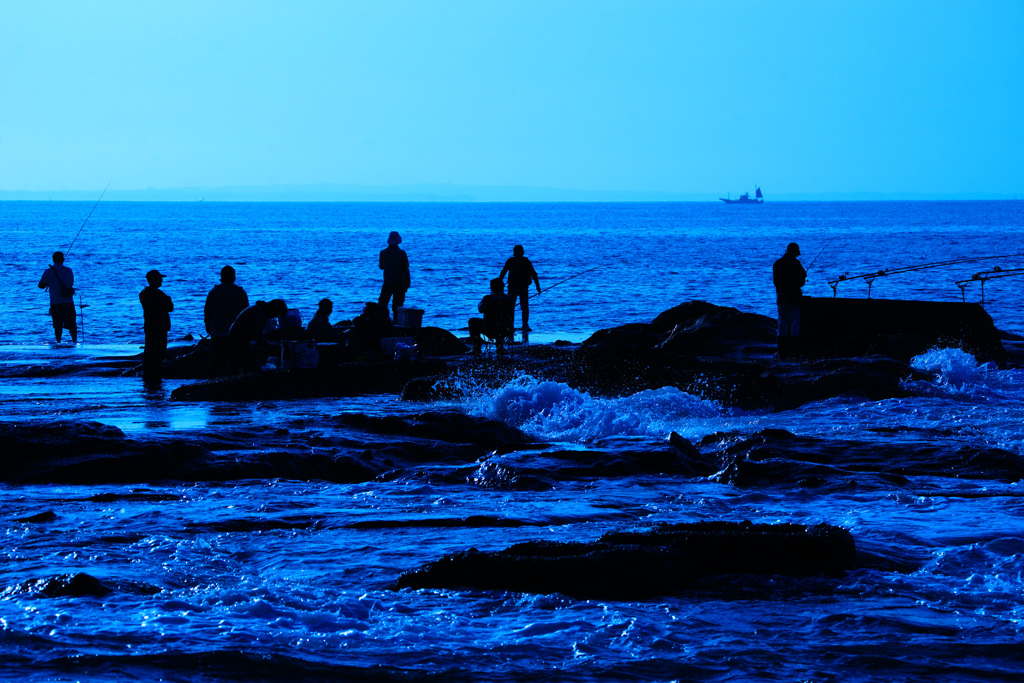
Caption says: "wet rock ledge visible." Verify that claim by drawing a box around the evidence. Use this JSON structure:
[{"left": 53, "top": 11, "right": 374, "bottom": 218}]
[{"left": 392, "top": 521, "right": 856, "bottom": 599}]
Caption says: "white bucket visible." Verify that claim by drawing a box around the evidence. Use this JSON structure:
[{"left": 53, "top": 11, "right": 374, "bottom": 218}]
[{"left": 280, "top": 339, "right": 319, "bottom": 369}]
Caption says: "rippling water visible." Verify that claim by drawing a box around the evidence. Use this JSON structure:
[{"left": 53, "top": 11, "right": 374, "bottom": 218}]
[{"left": 1, "top": 201, "right": 1024, "bottom": 681}]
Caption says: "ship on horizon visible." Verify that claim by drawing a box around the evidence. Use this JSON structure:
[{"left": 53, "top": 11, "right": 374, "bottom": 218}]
[{"left": 720, "top": 186, "right": 763, "bottom": 204}]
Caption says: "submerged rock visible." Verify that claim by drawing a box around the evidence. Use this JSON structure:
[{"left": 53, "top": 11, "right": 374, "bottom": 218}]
[
  {"left": 392, "top": 521, "right": 856, "bottom": 599},
  {"left": 699, "top": 428, "right": 1024, "bottom": 487},
  {"left": 171, "top": 359, "right": 448, "bottom": 401},
  {"left": 4, "top": 573, "right": 162, "bottom": 598}
]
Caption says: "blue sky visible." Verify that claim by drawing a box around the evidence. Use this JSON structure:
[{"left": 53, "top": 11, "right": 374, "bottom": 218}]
[{"left": 2, "top": 0, "right": 1022, "bottom": 198}]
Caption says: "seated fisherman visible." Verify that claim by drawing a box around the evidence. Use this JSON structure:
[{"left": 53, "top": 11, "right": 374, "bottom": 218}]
[
  {"left": 226, "top": 298, "right": 289, "bottom": 373},
  {"left": 306, "top": 298, "right": 335, "bottom": 341},
  {"left": 469, "top": 278, "right": 514, "bottom": 355},
  {"left": 342, "top": 301, "right": 394, "bottom": 353}
]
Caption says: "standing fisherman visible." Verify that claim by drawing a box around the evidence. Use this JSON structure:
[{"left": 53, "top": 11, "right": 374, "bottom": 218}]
[
  {"left": 204, "top": 265, "right": 249, "bottom": 377},
  {"left": 378, "top": 231, "right": 410, "bottom": 322},
  {"left": 139, "top": 270, "right": 173, "bottom": 386},
  {"left": 499, "top": 245, "right": 541, "bottom": 332},
  {"left": 38, "top": 251, "right": 77, "bottom": 344},
  {"left": 773, "top": 242, "right": 806, "bottom": 359}
]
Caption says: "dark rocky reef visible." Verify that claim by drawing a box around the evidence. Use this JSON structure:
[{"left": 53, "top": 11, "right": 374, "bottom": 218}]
[
  {"left": 0, "top": 413, "right": 532, "bottom": 485},
  {"left": 800, "top": 297, "right": 1006, "bottom": 367},
  {"left": 569, "top": 301, "right": 938, "bottom": 410},
  {"left": 160, "top": 299, "right": 1002, "bottom": 410},
  {"left": 392, "top": 521, "right": 856, "bottom": 599}
]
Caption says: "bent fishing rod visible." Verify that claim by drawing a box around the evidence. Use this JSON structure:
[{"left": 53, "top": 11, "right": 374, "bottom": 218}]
[
  {"left": 64, "top": 182, "right": 110, "bottom": 259},
  {"left": 827, "top": 252, "right": 1024, "bottom": 298}
]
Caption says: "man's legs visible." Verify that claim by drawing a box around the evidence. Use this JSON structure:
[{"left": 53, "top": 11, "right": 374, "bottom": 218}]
[
  {"left": 776, "top": 302, "right": 800, "bottom": 359},
  {"left": 143, "top": 331, "right": 167, "bottom": 384},
  {"left": 378, "top": 283, "right": 393, "bottom": 313},
  {"left": 51, "top": 303, "right": 77, "bottom": 343}
]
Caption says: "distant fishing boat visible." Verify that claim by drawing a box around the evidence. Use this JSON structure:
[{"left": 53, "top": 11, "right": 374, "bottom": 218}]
[{"left": 720, "top": 187, "right": 763, "bottom": 204}]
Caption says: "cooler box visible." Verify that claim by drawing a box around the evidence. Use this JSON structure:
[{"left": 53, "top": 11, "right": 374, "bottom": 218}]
[
  {"left": 396, "top": 307, "right": 424, "bottom": 329},
  {"left": 280, "top": 339, "right": 319, "bottom": 369}
]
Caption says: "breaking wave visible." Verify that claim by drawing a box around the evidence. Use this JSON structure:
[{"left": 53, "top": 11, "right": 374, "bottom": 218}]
[
  {"left": 467, "top": 374, "right": 724, "bottom": 442},
  {"left": 910, "top": 347, "right": 992, "bottom": 392}
]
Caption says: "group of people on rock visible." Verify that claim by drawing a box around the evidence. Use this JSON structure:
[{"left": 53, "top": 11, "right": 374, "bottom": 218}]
[
  {"left": 141, "top": 266, "right": 291, "bottom": 385},
  {"left": 41, "top": 233, "right": 810, "bottom": 381},
  {"left": 39, "top": 231, "right": 557, "bottom": 383}
]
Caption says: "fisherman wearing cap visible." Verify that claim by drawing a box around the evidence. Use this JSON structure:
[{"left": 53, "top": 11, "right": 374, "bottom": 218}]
[
  {"left": 378, "top": 231, "right": 410, "bottom": 322},
  {"left": 139, "top": 269, "right": 174, "bottom": 385},
  {"left": 38, "top": 251, "right": 77, "bottom": 343},
  {"left": 773, "top": 242, "right": 806, "bottom": 359}
]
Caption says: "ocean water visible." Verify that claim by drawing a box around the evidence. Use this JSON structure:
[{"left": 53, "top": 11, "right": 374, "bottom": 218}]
[{"left": 1, "top": 200, "right": 1024, "bottom": 682}]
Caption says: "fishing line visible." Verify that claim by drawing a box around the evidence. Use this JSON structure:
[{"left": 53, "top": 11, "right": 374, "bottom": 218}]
[
  {"left": 806, "top": 237, "right": 836, "bottom": 272},
  {"left": 64, "top": 182, "right": 110, "bottom": 259},
  {"left": 527, "top": 265, "right": 605, "bottom": 300}
]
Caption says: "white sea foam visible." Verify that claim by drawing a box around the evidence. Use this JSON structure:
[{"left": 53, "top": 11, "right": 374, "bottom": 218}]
[
  {"left": 910, "top": 347, "right": 991, "bottom": 392},
  {"left": 467, "top": 374, "right": 724, "bottom": 441}
]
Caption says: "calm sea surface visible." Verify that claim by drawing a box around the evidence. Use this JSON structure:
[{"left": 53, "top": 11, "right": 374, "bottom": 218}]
[{"left": 1, "top": 201, "right": 1023, "bottom": 682}]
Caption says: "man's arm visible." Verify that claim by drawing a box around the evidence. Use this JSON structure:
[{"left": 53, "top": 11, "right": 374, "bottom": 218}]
[
  {"left": 38, "top": 270, "right": 49, "bottom": 290},
  {"left": 531, "top": 263, "right": 541, "bottom": 292},
  {"left": 499, "top": 259, "right": 511, "bottom": 281}
]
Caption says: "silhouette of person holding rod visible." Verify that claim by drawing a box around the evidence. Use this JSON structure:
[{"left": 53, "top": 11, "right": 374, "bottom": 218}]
[
  {"left": 499, "top": 245, "right": 541, "bottom": 331},
  {"left": 773, "top": 242, "right": 806, "bottom": 359},
  {"left": 38, "top": 251, "right": 77, "bottom": 344}
]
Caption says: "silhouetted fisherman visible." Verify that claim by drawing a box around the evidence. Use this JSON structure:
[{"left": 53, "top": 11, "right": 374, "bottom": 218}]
[
  {"left": 378, "top": 231, "right": 410, "bottom": 321},
  {"left": 139, "top": 270, "right": 173, "bottom": 385},
  {"left": 306, "top": 298, "right": 335, "bottom": 341},
  {"left": 38, "top": 251, "right": 77, "bottom": 344},
  {"left": 469, "top": 278, "right": 515, "bottom": 356},
  {"left": 773, "top": 242, "right": 806, "bottom": 359},
  {"left": 499, "top": 245, "right": 541, "bottom": 331},
  {"left": 226, "top": 299, "right": 288, "bottom": 373},
  {"left": 204, "top": 265, "right": 249, "bottom": 376}
]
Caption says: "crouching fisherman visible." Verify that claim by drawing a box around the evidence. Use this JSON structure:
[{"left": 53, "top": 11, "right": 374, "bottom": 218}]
[
  {"left": 139, "top": 269, "right": 173, "bottom": 386},
  {"left": 226, "top": 299, "right": 288, "bottom": 373},
  {"left": 469, "top": 278, "right": 514, "bottom": 356}
]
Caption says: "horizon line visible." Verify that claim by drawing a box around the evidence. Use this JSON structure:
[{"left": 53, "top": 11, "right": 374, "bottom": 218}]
[{"left": 0, "top": 184, "right": 1020, "bottom": 203}]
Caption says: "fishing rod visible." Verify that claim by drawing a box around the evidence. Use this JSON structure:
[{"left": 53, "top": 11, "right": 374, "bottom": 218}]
[
  {"left": 805, "top": 237, "right": 836, "bottom": 272},
  {"left": 955, "top": 267, "right": 1024, "bottom": 305},
  {"left": 828, "top": 252, "right": 1024, "bottom": 298},
  {"left": 64, "top": 182, "right": 109, "bottom": 259},
  {"left": 527, "top": 265, "right": 605, "bottom": 300}
]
